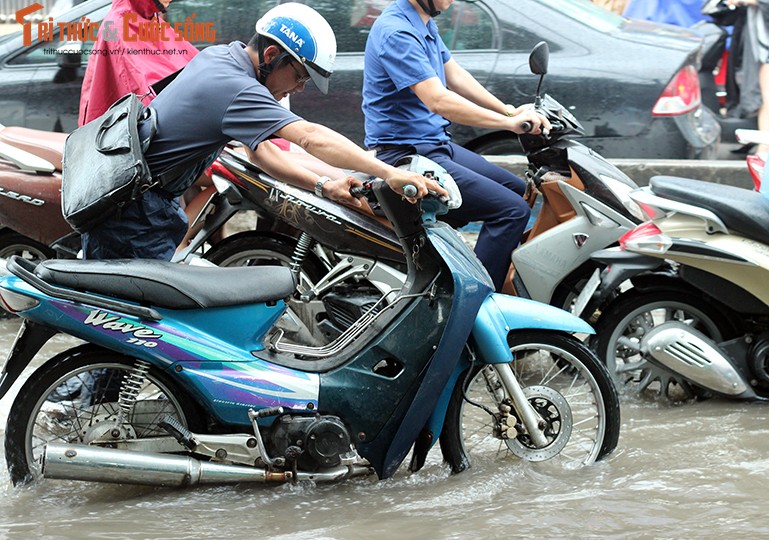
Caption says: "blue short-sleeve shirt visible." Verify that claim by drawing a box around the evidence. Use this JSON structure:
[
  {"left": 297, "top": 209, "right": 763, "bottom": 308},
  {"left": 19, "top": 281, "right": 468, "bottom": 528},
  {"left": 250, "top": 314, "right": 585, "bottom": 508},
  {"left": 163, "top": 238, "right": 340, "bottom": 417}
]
[
  {"left": 363, "top": 0, "right": 452, "bottom": 148},
  {"left": 141, "top": 41, "right": 301, "bottom": 195}
]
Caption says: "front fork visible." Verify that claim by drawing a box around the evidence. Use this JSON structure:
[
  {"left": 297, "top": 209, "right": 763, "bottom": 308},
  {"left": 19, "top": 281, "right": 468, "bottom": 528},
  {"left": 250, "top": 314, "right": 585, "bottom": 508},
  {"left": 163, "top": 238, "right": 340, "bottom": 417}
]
[
  {"left": 492, "top": 363, "right": 549, "bottom": 447},
  {"left": 423, "top": 350, "right": 549, "bottom": 458}
]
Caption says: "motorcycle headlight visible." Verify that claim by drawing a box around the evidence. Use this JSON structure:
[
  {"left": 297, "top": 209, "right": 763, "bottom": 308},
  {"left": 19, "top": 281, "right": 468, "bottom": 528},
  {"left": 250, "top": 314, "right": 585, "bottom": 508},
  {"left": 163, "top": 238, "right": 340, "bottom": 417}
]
[
  {"left": 439, "top": 171, "right": 462, "bottom": 210},
  {"left": 601, "top": 175, "right": 645, "bottom": 221}
]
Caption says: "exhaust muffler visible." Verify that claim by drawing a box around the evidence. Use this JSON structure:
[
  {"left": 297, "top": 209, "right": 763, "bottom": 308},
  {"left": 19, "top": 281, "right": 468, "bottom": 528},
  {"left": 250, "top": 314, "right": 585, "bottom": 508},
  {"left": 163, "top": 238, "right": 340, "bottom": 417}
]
[
  {"left": 644, "top": 321, "right": 756, "bottom": 398},
  {"left": 43, "top": 443, "right": 371, "bottom": 486}
]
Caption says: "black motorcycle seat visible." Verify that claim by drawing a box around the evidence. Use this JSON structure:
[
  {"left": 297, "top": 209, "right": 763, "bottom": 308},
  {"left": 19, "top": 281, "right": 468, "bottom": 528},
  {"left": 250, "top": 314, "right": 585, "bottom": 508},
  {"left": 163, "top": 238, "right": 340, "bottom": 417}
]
[
  {"left": 35, "top": 259, "right": 296, "bottom": 309},
  {"left": 650, "top": 176, "right": 769, "bottom": 246}
]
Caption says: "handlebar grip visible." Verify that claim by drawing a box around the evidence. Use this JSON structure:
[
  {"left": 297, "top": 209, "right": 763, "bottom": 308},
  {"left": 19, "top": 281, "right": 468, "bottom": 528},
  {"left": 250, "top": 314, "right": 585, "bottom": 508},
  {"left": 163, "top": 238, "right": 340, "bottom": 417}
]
[
  {"left": 350, "top": 186, "right": 365, "bottom": 198},
  {"left": 402, "top": 184, "right": 418, "bottom": 198},
  {"left": 520, "top": 121, "right": 533, "bottom": 133}
]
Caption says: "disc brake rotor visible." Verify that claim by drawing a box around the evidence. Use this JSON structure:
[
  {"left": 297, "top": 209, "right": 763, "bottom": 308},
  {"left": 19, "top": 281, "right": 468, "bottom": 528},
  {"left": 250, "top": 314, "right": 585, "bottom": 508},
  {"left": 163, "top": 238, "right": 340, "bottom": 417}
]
[{"left": 505, "top": 385, "right": 573, "bottom": 461}]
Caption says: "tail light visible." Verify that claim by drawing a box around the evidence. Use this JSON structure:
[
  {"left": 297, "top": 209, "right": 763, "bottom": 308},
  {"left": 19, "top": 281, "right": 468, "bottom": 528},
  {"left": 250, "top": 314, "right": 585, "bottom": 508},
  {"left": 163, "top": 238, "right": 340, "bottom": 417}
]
[
  {"left": 0, "top": 287, "right": 39, "bottom": 313},
  {"left": 652, "top": 65, "right": 701, "bottom": 116},
  {"left": 619, "top": 221, "right": 672, "bottom": 254},
  {"left": 206, "top": 160, "right": 239, "bottom": 183},
  {"left": 747, "top": 154, "right": 764, "bottom": 192}
]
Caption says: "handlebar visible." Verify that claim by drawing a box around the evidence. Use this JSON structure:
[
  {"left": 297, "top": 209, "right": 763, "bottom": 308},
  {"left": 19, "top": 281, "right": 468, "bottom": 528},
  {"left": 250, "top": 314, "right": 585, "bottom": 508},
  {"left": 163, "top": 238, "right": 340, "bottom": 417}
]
[
  {"left": 350, "top": 184, "right": 369, "bottom": 198},
  {"left": 350, "top": 182, "right": 449, "bottom": 204}
]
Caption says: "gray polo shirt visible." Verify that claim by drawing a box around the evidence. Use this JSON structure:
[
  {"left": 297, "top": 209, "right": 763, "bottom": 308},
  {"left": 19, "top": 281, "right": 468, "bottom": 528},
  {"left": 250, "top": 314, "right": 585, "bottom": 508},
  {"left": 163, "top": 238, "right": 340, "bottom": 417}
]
[{"left": 141, "top": 41, "right": 301, "bottom": 195}]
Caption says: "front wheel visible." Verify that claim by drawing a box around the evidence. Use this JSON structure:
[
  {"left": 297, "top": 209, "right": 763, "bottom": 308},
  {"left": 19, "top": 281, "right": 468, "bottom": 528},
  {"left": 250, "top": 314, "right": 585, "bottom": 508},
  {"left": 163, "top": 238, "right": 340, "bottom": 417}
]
[
  {"left": 440, "top": 332, "right": 620, "bottom": 472},
  {"left": 4, "top": 345, "right": 199, "bottom": 486},
  {"left": 0, "top": 230, "right": 54, "bottom": 261}
]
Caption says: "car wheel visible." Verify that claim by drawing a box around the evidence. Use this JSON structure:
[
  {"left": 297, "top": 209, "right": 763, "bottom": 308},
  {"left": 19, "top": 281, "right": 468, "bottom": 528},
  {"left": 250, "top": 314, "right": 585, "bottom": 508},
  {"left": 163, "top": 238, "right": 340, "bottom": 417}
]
[{"left": 468, "top": 135, "right": 523, "bottom": 156}]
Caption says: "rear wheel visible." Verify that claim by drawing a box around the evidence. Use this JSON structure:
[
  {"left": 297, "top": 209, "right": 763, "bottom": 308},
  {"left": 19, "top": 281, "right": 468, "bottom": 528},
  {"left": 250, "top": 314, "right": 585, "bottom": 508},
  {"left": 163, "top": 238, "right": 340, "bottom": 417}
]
[
  {"left": 468, "top": 135, "right": 522, "bottom": 156},
  {"left": 0, "top": 231, "right": 55, "bottom": 318},
  {"left": 204, "top": 232, "right": 325, "bottom": 288},
  {"left": 440, "top": 332, "right": 620, "bottom": 472},
  {"left": 594, "top": 290, "right": 735, "bottom": 401},
  {"left": 4, "top": 345, "right": 199, "bottom": 486},
  {"left": 205, "top": 232, "right": 329, "bottom": 344}
]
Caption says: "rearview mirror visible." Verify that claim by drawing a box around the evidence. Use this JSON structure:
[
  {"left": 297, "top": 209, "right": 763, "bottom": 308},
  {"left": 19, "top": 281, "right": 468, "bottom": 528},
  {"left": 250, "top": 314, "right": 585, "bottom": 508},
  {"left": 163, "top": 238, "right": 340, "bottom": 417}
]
[{"left": 529, "top": 41, "right": 549, "bottom": 76}]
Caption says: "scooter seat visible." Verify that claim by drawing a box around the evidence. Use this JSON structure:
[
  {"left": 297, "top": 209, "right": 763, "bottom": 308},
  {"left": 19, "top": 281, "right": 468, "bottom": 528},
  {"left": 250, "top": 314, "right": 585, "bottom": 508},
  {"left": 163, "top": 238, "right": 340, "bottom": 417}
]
[
  {"left": 35, "top": 259, "right": 296, "bottom": 309},
  {"left": 0, "top": 127, "right": 66, "bottom": 171},
  {"left": 650, "top": 176, "right": 769, "bottom": 246}
]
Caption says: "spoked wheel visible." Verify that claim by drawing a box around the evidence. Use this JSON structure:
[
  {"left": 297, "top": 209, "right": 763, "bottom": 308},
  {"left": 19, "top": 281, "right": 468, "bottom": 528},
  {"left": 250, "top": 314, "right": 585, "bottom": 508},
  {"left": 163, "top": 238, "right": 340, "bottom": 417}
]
[
  {"left": 594, "top": 290, "right": 735, "bottom": 402},
  {"left": 440, "top": 332, "right": 620, "bottom": 472},
  {"left": 0, "top": 231, "right": 54, "bottom": 261},
  {"left": 4, "top": 345, "right": 199, "bottom": 486},
  {"left": 204, "top": 232, "right": 325, "bottom": 292}
]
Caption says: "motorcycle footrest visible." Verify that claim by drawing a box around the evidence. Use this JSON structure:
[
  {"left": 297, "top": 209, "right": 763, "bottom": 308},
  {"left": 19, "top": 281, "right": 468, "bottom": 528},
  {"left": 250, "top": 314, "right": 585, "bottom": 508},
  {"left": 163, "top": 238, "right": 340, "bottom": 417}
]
[{"left": 158, "top": 415, "right": 198, "bottom": 451}]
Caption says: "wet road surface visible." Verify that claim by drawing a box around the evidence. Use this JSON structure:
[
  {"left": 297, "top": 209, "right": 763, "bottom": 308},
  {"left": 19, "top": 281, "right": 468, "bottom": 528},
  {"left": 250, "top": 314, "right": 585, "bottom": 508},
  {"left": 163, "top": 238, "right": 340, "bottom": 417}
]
[{"left": 0, "top": 316, "right": 767, "bottom": 539}]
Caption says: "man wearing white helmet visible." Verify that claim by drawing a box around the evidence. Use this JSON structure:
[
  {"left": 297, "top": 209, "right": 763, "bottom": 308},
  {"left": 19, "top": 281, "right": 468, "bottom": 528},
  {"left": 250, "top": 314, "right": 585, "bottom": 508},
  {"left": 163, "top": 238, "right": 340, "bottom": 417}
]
[{"left": 82, "top": 2, "right": 446, "bottom": 261}]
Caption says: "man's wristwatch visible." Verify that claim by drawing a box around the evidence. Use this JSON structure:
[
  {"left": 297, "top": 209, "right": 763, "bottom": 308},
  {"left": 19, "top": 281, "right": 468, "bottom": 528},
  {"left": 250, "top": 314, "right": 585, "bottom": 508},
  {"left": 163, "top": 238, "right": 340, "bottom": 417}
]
[{"left": 314, "top": 176, "right": 331, "bottom": 198}]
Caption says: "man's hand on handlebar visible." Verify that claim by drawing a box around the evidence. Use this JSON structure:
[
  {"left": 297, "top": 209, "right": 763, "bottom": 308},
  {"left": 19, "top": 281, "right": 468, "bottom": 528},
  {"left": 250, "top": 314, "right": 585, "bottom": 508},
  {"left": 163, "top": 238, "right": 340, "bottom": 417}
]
[
  {"left": 508, "top": 109, "right": 551, "bottom": 136},
  {"left": 323, "top": 175, "right": 364, "bottom": 207},
  {"left": 383, "top": 170, "right": 449, "bottom": 204}
]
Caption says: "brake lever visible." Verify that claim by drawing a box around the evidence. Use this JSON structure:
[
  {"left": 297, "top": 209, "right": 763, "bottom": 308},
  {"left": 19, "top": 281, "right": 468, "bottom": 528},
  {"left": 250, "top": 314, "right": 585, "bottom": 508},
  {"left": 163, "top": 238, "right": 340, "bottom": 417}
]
[{"left": 428, "top": 189, "right": 450, "bottom": 205}]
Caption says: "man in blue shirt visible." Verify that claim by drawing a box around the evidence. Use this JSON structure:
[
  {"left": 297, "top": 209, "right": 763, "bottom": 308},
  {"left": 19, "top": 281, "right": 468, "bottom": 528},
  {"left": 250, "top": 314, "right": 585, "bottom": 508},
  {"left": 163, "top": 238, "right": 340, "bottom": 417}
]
[{"left": 363, "top": 0, "right": 550, "bottom": 291}]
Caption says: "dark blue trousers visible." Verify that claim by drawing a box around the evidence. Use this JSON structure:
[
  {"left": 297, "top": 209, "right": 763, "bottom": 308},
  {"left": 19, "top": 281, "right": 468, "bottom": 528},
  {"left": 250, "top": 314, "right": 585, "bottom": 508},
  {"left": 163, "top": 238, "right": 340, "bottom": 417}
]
[
  {"left": 82, "top": 190, "right": 188, "bottom": 261},
  {"left": 376, "top": 142, "right": 530, "bottom": 291}
]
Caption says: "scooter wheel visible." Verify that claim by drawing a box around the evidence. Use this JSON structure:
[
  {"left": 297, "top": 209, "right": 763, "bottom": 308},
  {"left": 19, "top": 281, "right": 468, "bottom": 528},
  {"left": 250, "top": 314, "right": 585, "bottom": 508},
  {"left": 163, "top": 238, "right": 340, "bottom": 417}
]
[
  {"left": 440, "top": 332, "right": 620, "bottom": 472},
  {"left": 4, "top": 344, "right": 201, "bottom": 486}
]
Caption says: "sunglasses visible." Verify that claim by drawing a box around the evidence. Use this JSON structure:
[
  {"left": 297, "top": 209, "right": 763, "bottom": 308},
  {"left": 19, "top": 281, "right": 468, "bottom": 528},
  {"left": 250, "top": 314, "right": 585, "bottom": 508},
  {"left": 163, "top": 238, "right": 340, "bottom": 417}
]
[{"left": 289, "top": 62, "right": 312, "bottom": 85}]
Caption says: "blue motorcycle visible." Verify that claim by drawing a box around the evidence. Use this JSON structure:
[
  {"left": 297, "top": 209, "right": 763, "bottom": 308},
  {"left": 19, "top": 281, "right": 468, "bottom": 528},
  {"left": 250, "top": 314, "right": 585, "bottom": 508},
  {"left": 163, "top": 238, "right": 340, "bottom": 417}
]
[{"left": 0, "top": 157, "right": 619, "bottom": 487}]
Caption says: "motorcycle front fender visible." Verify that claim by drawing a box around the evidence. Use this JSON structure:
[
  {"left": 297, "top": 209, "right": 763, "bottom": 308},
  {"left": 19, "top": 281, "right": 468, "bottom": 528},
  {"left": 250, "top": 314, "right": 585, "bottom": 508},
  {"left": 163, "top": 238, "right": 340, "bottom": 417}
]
[{"left": 471, "top": 293, "right": 594, "bottom": 365}]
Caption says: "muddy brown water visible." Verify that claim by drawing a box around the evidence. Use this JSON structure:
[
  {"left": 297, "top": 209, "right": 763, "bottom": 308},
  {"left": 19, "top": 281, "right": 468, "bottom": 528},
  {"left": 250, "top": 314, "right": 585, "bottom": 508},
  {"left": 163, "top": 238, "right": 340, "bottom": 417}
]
[{"left": 0, "top": 316, "right": 767, "bottom": 539}]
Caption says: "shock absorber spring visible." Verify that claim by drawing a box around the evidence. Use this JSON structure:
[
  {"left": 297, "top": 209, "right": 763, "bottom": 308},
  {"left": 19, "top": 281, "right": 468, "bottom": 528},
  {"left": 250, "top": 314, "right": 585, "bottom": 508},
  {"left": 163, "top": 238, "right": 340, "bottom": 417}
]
[
  {"left": 118, "top": 359, "right": 152, "bottom": 418},
  {"left": 290, "top": 232, "right": 314, "bottom": 282}
]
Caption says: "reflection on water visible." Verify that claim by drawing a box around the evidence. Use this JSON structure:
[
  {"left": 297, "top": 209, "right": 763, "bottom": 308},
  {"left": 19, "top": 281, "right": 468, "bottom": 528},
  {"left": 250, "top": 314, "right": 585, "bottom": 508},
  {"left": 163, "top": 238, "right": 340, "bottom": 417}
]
[{"left": 0, "top": 317, "right": 767, "bottom": 538}]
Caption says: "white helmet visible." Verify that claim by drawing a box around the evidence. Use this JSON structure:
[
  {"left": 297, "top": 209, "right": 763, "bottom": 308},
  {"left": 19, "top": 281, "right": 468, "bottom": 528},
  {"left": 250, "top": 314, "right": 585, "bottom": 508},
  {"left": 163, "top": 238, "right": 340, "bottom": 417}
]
[{"left": 255, "top": 3, "right": 337, "bottom": 94}]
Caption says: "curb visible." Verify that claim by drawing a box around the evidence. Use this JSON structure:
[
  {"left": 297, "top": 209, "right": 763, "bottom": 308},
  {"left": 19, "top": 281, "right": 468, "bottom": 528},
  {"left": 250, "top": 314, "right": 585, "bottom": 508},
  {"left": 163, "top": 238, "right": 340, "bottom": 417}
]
[{"left": 487, "top": 155, "right": 752, "bottom": 190}]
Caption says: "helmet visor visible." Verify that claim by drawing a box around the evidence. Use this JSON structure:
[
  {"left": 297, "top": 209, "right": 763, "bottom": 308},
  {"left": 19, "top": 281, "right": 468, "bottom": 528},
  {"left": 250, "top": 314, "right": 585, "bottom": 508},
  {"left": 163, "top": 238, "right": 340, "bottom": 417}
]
[{"left": 306, "top": 60, "right": 331, "bottom": 94}]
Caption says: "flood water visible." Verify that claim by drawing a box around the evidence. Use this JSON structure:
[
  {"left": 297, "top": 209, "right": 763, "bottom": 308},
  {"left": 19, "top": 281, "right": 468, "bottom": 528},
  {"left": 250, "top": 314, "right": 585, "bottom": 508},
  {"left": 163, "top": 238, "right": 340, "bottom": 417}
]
[{"left": 0, "top": 316, "right": 768, "bottom": 539}]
